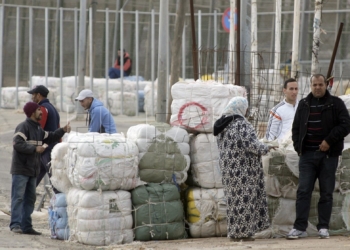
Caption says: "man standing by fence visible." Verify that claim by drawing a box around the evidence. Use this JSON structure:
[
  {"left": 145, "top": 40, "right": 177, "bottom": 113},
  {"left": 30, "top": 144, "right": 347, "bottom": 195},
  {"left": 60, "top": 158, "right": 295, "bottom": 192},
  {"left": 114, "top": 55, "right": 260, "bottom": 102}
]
[
  {"left": 265, "top": 78, "right": 299, "bottom": 142},
  {"left": 287, "top": 74, "right": 350, "bottom": 240}
]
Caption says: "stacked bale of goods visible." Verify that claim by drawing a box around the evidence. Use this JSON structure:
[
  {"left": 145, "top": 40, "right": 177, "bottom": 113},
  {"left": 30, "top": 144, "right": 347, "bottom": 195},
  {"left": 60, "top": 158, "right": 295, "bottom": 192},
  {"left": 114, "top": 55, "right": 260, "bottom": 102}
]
[
  {"left": 131, "top": 183, "right": 185, "bottom": 241},
  {"left": 48, "top": 193, "right": 70, "bottom": 240},
  {"left": 169, "top": 81, "right": 246, "bottom": 238},
  {"left": 101, "top": 91, "right": 136, "bottom": 116},
  {"left": 143, "top": 81, "right": 157, "bottom": 116},
  {"left": 127, "top": 124, "right": 188, "bottom": 241},
  {"left": 30, "top": 75, "right": 151, "bottom": 114},
  {"left": 67, "top": 188, "right": 133, "bottom": 245},
  {"left": 66, "top": 133, "right": 140, "bottom": 191},
  {"left": 50, "top": 142, "right": 72, "bottom": 194},
  {"left": 184, "top": 134, "right": 227, "bottom": 238},
  {"left": 170, "top": 80, "right": 246, "bottom": 133},
  {"left": 186, "top": 187, "right": 226, "bottom": 238},
  {"left": 1, "top": 87, "right": 30, "bottom": 109},
  {"left": 127, "top": 123, "right": 190, "bottom": 185},
  {"left": 257, "top": 141, "right": 350, "bottom": 238},
  {"left": 63, "top": 132, "right": 139, "bottom": 246}
]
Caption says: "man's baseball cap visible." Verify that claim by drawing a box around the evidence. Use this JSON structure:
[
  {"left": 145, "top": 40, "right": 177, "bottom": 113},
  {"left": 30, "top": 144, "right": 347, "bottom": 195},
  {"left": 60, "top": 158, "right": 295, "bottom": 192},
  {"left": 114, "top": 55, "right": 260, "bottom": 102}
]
[
  {"left": 75, "top": 89, "right": 94, "bottom": 101},
  {"left": 27, "top": 85, "right": 49, "bottom": 97}
]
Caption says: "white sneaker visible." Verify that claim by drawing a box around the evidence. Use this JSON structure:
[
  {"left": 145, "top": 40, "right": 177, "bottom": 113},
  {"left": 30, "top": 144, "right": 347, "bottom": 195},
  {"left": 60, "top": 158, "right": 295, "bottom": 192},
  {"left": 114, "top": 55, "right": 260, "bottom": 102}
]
[
  {"left": 286, "top": 228, "right": 308, "bottom": 239},
  {"left": 318, "top": 229, "right": 329, "bottom": 239}
]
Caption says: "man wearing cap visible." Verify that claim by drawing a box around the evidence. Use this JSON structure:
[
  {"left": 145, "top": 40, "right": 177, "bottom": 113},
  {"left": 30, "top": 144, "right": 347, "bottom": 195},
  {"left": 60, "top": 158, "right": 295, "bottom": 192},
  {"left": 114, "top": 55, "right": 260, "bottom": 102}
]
[
  {"left": 108, "top": 49, "right": 132, "bottom": 79},
  {"left": 75, "top": 89, "right": 117, "bottom": 133},
  {"left": 10, "top": 102, "right": 71, "bottom": 235},
  {"left": 27, "top": 85, "right": 60, "bottom": 192}
]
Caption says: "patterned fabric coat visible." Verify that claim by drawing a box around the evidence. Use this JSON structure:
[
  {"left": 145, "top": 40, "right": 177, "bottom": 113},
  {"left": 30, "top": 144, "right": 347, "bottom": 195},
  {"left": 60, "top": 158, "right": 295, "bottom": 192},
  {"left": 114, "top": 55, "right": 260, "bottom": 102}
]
[{"left": 216, "top": 117, "right": 270, "bottom": 239}]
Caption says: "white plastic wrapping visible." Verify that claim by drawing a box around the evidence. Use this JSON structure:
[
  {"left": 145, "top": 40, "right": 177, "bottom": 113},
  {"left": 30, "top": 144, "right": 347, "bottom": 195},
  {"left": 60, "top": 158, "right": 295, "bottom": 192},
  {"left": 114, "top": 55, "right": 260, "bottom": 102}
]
[
  {"left": 50, "top": 142, "right": 73, "bottom": 194},
  {"left": 127, "top": 123, "right": 190, "bottom": 184},
  {"left": 66, "top": 133, "right": 140, "bottom": 191},
  {"left": 170, "top": 80, "right": 246, "bottom": 133},
  {"left": 1, "top": 87, "right": 30, "bottom": 109},
  {"left": 186, "top": 187, "right": 227, "bottom": 238},
  {"left": 189, "top": 134, "right": 222, "bottom": 188},
  {"left": 67, "top": 188, "right": 133, "bottom": 245}
]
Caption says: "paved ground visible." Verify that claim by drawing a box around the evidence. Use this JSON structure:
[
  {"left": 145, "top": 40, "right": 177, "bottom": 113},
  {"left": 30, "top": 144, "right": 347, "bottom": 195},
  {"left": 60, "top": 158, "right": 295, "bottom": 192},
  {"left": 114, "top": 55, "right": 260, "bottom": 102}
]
[{"left": 1, "top": 108, "right": 350, "bottom": 249}]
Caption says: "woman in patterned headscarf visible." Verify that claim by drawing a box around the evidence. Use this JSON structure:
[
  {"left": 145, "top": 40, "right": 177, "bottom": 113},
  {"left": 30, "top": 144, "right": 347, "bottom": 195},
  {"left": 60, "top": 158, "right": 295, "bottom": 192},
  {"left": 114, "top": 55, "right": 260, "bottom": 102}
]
[{"left": 214, "top": 96, "right": 272, "bottom": 242}]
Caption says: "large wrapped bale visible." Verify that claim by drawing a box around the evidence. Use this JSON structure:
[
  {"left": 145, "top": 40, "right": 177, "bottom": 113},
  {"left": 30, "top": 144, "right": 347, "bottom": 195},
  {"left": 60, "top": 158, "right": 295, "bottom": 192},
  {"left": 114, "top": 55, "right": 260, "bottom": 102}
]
[
  {"left": 102, "top": 91, "right": 136, "bottom": 116},
  {"left": 309, "top": 192, "right": 347, "bottom": 232},
  {"left": 1, "top": 87, "right": 30, "bottom": 109},
  {"left": 339, "top": 96, "right": 350, "bottom": 142},
  {"left": 131, "top": 183, "right": 185, "bottom": 241},
  {"left": 67, "top": 188, "right": 133, "bottom": 245},
  {"left": 50, "top": 142, "right": 73, "bottom": 194},
  {"left": 255, "top": 198, "right": 318, "bottom": 238},
  {"left": 143, "top": 81, "right": 157, "bottom": 116},
  {"left": 186, "top": 187, "right": 227, "bottom": 238},
  {"left": 87, "top": 78, "right": 136, "bottom": 100},
  {"left": 48, "top": 193, "right": 70, "bottom": 240},
  {"left": 67, "top": 133, "right": 140, "bottom": 191},
  {"left": 55, "top": 95, "right": 75, "bottom": 113},
  {"left": 263, "top": 150, "right": 299, "bottom": 199},
  {"left": 18, "top": 91, "right": 33, "bottom": 109},
  {"left": 127, "top": 123, "right": 190, "bottom": 184},
  {"left": 338, "top": 144, "right": 350, "bottom": 193},
  {"left": 170, "top": 80, "right": 246, "bottom": 133},
  {"left": 258, "top": 193, "right": 350, "bottom": 238},
  {"left": 189, "top": 134, "right": 222, "bottom": 188}
]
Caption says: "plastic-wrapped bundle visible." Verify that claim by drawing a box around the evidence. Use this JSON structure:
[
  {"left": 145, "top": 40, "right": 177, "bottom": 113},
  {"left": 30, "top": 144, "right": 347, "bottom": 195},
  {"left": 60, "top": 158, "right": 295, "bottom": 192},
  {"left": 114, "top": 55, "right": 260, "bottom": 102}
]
[
  {"left": 189, "top": 134, "right": 222, "bottom": 188},
  {"left": 131, "top": 183, "right": 185, "bottom": 241},
  {"left": 67, "top": 133, "right": 140, "bottom": 191},
  {"left": 50, "top": 142, "right": 72, "bottom": 193},
  {"left": 48, "top": 193, "right": 70, "bottom": 240},
  {"left": 67, "top": 188, "right": 133, "bottom": 246},
  {"left": 101, "top": 91, "right": 136, "bottom": 116},
  {"left": 1, "top": 87, "right": 30, "bottom": 109},
  {"left": 186, "top": 187, "right": 227, "bottom": 238},
  {"left": 127, "top": 123, "right": 190, "bottom": 184},
  {"left": 143, "top": 81, "right": 157, "bottom": 116},
  {"left": 170, "top": 80, "right": 246, "bottom": 133}
]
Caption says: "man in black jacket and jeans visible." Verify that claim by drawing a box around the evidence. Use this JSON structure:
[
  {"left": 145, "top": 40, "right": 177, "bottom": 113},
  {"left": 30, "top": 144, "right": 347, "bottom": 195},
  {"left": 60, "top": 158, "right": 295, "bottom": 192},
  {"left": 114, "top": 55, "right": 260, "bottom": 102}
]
[
  {"left": 9, "top": 102, "right": 70, "bottom": 235},
  {"left": 287, "top": 74, "right": 350, "bottom": 240}
]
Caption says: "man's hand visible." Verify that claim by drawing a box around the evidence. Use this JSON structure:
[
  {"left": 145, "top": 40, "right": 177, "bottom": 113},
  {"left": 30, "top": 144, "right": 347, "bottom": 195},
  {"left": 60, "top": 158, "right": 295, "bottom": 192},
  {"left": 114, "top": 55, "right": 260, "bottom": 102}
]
[
  {"left": 63, "top": 122, "right": 71, "bottom": 133},
  {"left": 36, "top": 146, "right": 46, "bottom": 154},
  {"left": 319, "top": 140, "right": 330, "bottom": 151},
  {"left": 268, "top": 146, "right": 278, "bottom": 151}
]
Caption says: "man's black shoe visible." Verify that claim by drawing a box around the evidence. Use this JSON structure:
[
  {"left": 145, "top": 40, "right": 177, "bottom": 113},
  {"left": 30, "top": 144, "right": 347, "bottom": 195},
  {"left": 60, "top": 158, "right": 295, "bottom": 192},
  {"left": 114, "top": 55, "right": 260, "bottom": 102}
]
[
  {"left": 23, "top": 228, "right": 42, "bottom": 235},
  {"left": 11, "top": 226, "right": 22, "bottom": 234}
]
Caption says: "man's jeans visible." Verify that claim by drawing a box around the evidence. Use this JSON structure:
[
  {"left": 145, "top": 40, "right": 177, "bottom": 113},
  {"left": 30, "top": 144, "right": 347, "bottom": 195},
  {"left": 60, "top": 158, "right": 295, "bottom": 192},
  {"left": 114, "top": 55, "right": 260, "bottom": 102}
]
[
  {"left": 294, "top": 151, "right": 338, "bottom": 231},
  {"left": 10, "top": 174, "right": 36, "bottom": 231},
  {"left": 108, "top": 68, "right": 129, "bottom": 79}
]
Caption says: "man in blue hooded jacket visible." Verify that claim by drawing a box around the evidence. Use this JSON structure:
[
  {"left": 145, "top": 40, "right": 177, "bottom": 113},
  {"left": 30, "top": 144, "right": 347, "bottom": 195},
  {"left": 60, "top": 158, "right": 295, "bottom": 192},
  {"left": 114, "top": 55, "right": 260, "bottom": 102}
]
[{"left": 75, "top": 89, "right": 117, "bottom": 133}]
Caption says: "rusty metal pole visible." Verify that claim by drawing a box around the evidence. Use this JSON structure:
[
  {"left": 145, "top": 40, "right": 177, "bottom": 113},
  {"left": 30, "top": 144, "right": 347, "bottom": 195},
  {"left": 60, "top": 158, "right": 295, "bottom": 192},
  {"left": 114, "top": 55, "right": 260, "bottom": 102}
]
[
  {"left": 327, "top": 22, "right": 343, "bottom": 90},
  {"left": 235, "top": 0, "right": 240, "bottom": 85},
  {"left": 189, "top": 0, "right": 199, "bottom": 80}
]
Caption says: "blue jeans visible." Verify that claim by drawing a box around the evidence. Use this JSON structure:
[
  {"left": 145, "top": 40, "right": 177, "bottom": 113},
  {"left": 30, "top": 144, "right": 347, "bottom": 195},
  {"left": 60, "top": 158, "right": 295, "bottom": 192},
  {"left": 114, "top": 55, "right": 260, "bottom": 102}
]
[
  {"left": 10, "top": 174, "right": 37, "bottom": 231},
  {"left": 108, "top": 67, "right": 129, "bottom": 79},
  {"left": 294, "top": 151, "right": 338, "bottom": 231}
]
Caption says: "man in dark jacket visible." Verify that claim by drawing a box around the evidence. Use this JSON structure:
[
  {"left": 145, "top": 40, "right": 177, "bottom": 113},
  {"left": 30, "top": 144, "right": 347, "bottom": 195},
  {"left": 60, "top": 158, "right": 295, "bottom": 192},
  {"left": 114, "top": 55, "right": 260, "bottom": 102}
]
[
  {"left": 10, "top": 102, "right": 70, "bottom": 235},
  {"left": 287, "top": 74, "right": 350, "bottom": 240},
  {"left": 27, "top": 85, "right": 60, "bottom": 193},
  {"left": 108, "top": 49, "right": 132, "bottom": 79}
]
